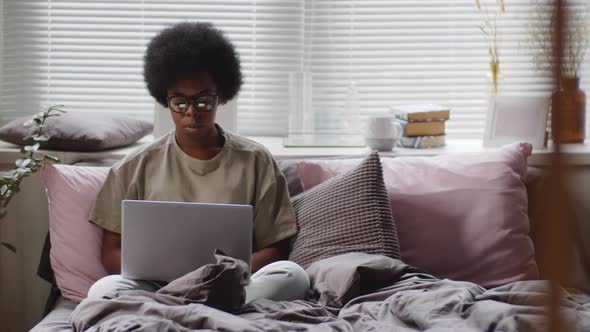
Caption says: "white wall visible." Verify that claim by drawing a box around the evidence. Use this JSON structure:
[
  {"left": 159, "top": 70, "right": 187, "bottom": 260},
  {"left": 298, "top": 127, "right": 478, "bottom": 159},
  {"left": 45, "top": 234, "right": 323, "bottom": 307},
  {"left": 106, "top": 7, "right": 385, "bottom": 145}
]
[{"left": 0, "top": 169, "right": 49, "bottom": 332}]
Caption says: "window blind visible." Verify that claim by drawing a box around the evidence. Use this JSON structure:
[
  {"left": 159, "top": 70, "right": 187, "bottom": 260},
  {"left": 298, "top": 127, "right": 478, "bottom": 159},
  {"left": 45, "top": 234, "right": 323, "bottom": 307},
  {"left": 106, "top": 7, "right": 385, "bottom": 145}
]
[
  {"left": 0, "top": 0, "right": 303, "bottom": 136},
  {"left": 1, "top": 0, "right": 588, "bottom": 138},
  {"left": 301, "top": 0, "right": 589, "bottom": 138}
]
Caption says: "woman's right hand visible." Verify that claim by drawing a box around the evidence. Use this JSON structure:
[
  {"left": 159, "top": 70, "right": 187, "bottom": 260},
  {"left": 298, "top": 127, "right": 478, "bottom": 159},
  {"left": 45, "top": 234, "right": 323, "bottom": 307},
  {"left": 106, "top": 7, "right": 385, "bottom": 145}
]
[{"left": 101, "top": 229, "right": 122, "bottom": 274}]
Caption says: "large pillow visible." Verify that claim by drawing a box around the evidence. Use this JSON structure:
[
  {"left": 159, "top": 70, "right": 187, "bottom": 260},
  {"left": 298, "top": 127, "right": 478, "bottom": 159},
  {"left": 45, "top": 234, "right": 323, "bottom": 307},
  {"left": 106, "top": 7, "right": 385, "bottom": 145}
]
[
  {"left": 297, "top": 143, "right": 539, "bottom": 288},
  {"left": 0, "top": 112, "right": 152, "bottom": 151},
  {"left": 289, "top": 152, "right": 401, "bottom": 269},
  {"left": 42, "top": 163, "right": 109, "bottom": 302}
]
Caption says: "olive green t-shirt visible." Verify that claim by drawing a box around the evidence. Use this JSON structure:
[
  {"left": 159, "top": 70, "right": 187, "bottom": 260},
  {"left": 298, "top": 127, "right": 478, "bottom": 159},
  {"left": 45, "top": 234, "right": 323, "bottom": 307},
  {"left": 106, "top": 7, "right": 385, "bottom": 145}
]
[{"left": 89, "top": 128, "right": 297, "bottom": 250}]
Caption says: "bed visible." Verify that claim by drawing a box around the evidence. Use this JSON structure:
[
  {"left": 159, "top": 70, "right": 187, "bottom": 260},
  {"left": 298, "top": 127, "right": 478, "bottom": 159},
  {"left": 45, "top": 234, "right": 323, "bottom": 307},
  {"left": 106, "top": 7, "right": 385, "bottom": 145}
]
[
  {"left": 31, "top": 249, "right": 590, "bottom": 331},
  {"left": 31, "top": 143, "right": 590, "bottom": 331}
]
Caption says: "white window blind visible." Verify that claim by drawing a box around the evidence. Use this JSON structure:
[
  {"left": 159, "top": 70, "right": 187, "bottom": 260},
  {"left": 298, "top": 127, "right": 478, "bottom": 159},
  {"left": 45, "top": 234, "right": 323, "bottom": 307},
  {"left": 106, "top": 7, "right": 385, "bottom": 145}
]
[
  {"left": 301, "top": 0, "right": 589, "bottom": 138},
  {"left": 0, "top": 0, "right": 303, "bottom": 136},
  {"left": 1, "top": 0, "right": 589, "bottom": 138}
]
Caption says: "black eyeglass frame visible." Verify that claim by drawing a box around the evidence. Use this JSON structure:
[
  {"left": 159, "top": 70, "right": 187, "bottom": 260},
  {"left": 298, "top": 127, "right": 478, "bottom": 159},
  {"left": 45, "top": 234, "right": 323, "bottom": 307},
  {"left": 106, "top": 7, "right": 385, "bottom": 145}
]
[{"left": 166, "top": 93, "right": 220, "bottom": 113}]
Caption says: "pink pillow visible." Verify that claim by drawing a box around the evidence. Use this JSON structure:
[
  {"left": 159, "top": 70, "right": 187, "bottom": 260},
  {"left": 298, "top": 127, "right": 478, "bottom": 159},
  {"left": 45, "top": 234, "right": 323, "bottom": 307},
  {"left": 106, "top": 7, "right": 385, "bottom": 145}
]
[
  {"left": 42, "top": 163, "right": 109, "bottom": 302},
  {"left": 297, "top": 143, "right": 539, "bottom": 287}
]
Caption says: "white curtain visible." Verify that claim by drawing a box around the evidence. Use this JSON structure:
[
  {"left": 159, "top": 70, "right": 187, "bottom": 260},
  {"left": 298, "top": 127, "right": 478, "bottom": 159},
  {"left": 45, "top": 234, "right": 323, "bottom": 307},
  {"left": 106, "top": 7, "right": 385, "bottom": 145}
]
[{"left": 1, "top": 0, "right": 588, "bottom": 138}]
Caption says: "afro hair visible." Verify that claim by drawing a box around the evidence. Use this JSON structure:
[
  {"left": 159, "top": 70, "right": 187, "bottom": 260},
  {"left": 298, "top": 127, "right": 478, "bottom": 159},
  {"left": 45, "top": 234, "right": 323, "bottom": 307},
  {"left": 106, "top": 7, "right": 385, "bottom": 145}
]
[{"left": 144, "top": 22, "right": 243, "bottom": 106}]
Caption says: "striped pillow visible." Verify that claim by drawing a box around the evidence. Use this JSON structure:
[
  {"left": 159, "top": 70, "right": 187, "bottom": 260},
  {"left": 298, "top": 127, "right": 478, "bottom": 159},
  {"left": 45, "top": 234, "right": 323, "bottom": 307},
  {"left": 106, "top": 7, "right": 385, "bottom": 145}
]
[{"left": 289, "top": 152, "right": 400, "bottom": 269}]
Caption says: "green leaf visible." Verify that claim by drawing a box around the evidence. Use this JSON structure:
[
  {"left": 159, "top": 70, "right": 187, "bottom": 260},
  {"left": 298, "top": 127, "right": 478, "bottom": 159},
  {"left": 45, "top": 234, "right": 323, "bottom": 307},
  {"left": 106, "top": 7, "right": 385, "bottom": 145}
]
[
  {"left": 16, "top": 168, "right": 31, "bottom": 176},
  {"left": 0, "top": 171, "right": 15, "bottom": 182},
  {"left": 30, "top": 162, "right": 41, "bottom": 172},
  {"left": 15, "top": 158, "right": 31, "bottom": 168},
  {"left": 32, "top": 135, "right": 50, "bottom": 142},
  {"left": 24, "top": 143, "right": 40, "bottom": 152},
  {"left": 47, "top": 105, "right": 66, "bottom": 114},
  {"left": 44, "top": 154, "right": 60, "bottom": 163},
  {"left": 1, "top": 242, "right": 16, "bottom": 253}
]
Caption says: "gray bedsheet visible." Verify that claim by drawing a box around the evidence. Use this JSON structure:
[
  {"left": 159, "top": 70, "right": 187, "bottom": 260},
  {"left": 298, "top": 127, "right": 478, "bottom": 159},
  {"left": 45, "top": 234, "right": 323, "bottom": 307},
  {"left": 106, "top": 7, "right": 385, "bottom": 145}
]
[
  {"left": 38, "top": 253, "right": 590, "bottom": 332},
  {"left": 30, "top": 297, "right": 76, "bottom": 332}
]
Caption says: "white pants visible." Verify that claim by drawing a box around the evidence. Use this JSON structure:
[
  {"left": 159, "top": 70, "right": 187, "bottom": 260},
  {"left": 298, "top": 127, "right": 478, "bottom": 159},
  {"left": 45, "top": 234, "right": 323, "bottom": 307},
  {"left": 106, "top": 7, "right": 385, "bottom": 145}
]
[{"left": 87, "top": 260, "right": 310, "bottom": 305}]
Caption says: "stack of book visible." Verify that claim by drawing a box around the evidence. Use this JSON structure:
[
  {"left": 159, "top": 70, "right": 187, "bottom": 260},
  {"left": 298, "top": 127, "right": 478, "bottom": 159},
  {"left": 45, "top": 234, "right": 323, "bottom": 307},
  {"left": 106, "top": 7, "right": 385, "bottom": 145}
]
[{"left": 390, "top": 104, "right": 450, "bottom": 149}]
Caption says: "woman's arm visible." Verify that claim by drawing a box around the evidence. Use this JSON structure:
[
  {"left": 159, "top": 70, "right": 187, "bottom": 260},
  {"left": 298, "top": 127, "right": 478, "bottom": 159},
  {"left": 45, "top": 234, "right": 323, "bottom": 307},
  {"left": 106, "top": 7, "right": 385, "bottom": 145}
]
[
  {"left": 103, "top": 228, "right": 289, "bottom": 274},
  {"left": 102, "top": 229, "right": 122, "bottom": 274},
  {"left": 251, "top": 239, "right": 290, "bottom": 272}
]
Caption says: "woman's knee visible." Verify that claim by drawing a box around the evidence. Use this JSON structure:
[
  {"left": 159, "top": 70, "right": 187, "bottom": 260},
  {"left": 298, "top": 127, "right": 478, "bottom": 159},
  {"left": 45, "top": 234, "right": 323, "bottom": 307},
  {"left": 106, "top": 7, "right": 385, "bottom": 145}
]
[
  {"left": 267, "top": 260, "right": 310, "bottom": 294},
  {"left": 247, "top": 260, "right": 310, "bottom": 302},
  {"left": 282, "top": 261, "right": 309, "bottom": 286},
  {"left": 87, "top": 275, "right": 127, "bottom": 299},
  {"left": 87, "top": 275, "right": 162, "bottom": 300},
  {"left": 289, "top": 263, "right": 310, "bottom": 298}
]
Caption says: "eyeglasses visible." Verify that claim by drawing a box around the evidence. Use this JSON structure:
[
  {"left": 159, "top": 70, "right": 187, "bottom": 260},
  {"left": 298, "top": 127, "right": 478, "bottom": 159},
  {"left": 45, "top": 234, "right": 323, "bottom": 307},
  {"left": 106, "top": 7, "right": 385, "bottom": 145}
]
[{"left": 166, "top": 93, "right": 219, "bottom": 113}]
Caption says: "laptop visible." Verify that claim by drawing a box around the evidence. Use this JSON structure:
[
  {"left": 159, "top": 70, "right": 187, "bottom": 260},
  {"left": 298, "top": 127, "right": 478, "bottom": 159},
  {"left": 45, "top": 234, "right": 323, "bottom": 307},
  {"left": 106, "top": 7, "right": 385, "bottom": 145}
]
[{"left": 121, "top": 200, "right": 253, "bottom": 282}]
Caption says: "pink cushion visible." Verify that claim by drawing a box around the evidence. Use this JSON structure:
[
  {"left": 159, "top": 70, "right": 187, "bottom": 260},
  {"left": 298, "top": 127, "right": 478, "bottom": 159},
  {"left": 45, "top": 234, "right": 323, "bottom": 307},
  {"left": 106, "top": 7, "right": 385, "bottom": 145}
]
[
  {"left": 42, "top": 163, "right": 109, "bottom": 302},
  {"left": 297, "top": 142, "right": 539, "bottom": 287}
]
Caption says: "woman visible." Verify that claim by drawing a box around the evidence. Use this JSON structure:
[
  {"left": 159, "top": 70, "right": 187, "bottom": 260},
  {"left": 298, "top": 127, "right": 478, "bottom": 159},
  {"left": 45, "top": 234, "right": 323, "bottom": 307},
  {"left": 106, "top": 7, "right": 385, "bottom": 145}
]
[{"left": 87, "top": 22, "right": 309, "bottom": 304}]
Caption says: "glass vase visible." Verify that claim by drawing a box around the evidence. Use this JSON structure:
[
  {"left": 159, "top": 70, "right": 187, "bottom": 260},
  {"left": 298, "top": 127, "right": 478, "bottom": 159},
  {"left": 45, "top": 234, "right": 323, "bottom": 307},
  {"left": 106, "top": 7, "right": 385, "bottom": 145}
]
[
  {"left": 487, "top": 61, "right": 501, "bottom": 96},
  {"left": 485, "top": 61, "right": 503, "bottom": 102},
  {"left": 551, "top": 77, "right": 586, "bottom": 143}
]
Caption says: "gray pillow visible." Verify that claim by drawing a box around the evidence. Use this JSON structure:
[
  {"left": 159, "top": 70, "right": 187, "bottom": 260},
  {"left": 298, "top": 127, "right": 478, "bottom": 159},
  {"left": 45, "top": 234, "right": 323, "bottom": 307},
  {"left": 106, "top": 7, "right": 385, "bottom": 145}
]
[
  {"left": 0, "top": 112, "right": 152, "bottom": 151},
  {"left": 306, "top": 252, "right": 421, "bottom": 307},
  {"left": 277, "top": 159, "right": 304, "bottom": 197},
  {"left": 289, "top": 151, "right": 401, "bottom": 269}
]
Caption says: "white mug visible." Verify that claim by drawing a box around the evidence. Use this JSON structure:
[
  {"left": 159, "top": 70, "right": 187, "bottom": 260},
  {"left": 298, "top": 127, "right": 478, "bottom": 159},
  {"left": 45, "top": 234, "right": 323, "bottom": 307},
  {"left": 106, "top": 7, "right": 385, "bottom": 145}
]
[{"left": 364, "top": 116, "right": 403, "bottom": 151}]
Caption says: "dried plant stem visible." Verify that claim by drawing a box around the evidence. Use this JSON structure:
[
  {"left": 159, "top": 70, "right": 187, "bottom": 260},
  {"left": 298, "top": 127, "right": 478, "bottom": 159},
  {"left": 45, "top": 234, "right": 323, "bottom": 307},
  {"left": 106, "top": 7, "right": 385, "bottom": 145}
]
[
  {"left": 525, "top": 0, "right": 589, "bottom": 79},
  {"left": 476, "top": 0, "right": 505, "bottom": 95},
  {"left": 490, "top": 61, "right": 501, "bottom": 95}
]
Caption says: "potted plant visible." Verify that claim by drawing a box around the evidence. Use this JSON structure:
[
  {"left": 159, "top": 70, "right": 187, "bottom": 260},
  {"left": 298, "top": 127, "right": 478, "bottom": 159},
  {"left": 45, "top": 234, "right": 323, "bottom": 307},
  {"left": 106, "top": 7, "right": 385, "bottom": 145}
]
[
  {"left": 524, "top": 0, "right": 589, "bottom": 143},
  {"left": 0, "top": 105, "right": 65, "bottom": 252}
]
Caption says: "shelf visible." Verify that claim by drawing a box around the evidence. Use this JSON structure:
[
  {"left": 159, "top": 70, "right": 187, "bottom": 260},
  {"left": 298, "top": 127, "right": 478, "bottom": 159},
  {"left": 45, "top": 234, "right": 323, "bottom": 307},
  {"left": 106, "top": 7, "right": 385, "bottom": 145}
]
[{"left": 0, "top": 136, "right": 588, "bottom": 167}]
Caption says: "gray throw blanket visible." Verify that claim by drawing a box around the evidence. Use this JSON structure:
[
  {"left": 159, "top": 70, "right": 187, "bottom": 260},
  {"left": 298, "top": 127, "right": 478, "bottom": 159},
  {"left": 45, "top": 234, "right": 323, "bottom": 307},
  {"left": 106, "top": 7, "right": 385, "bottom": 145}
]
[
  {"left": 71, "top": 252, "right": 590, "bottom": 332},
  {"left": 71, "top": 250, "right": 250, "bottom": 331}
]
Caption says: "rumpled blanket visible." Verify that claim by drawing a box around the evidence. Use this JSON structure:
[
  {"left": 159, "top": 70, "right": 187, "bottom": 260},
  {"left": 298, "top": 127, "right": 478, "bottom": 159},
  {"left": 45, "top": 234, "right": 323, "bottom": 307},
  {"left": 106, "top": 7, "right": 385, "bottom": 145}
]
[{"left": 71, "top": 252, "right": 590, "bottom": 332}]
